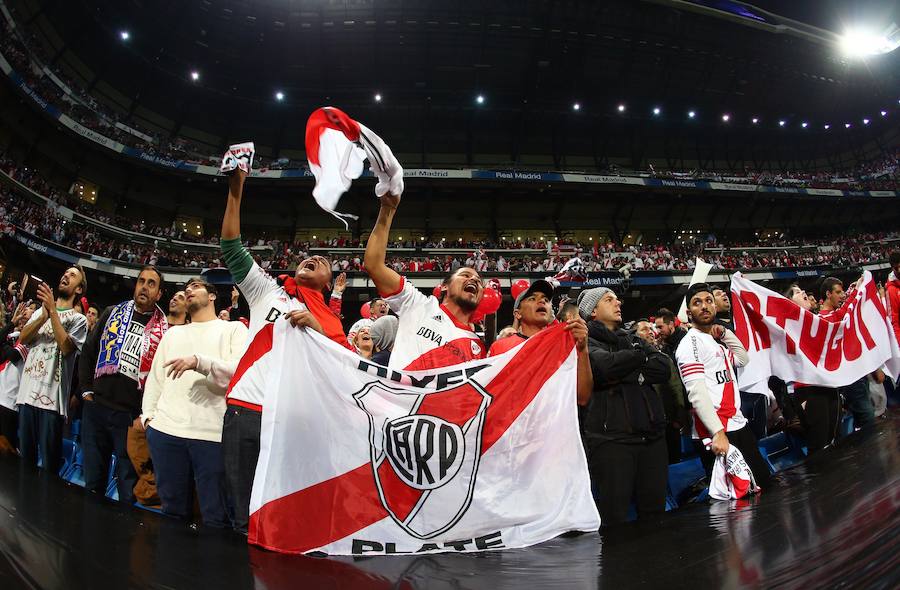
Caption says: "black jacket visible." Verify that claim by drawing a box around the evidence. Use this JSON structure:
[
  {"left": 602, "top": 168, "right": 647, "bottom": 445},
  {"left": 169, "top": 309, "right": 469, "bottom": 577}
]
[{"left": 585, "top": 321, "right": 670, "bottom": 442}]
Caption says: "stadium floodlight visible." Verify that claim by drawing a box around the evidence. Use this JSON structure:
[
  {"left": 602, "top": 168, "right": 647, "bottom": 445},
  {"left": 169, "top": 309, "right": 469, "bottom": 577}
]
[
  {"left": 687, "top": 110, "right": 696, "bottom": 119},
  {"left": 862, "top": 118, "right": 870, "bottom": 125},
  {"left": 778, "top": 120, "right": 786, "bottom": 127},
  {"left": 617, "top": 103, "right": 626, "bottom": 113},
  {"left": 573, "top": 102, "right": 581, "bottom": 111},
  {"left": 839, "top": 29, "right": 900, "bottom": 58},
  {"left": 374, "top": 93, "right": 382, "bottom": 102},
  {"left": 476, "top": 94, "right": 485, "bottom": 105},
  {"left": 824, "top": 124, "right": 831, "bottom": 130},
  {"left": 881, "top": 110, "right": 888, "bottom": 116},
  {"left": 275, "top": 91, "right": 285, "bottom": 101},
  {"left": 721, "top": 114, "right": 730, "bottom": 122},
  {"left": 652, "top": 107, "right": 661, "bottom": 116},
  {"left": 801, "top": 122, "right": 808, "bottom": 128},
  {"left": 845, "top": 123, "right": 852, "bottom": 128},
  {"left": 120, "top": 31, "right": 130, "bottom": 41},
  {"left": 751, "top": 117, "right": 759, "bottom": 124},
  {"left": 190, "top": 71, "right": 199, "bottom": 81}
]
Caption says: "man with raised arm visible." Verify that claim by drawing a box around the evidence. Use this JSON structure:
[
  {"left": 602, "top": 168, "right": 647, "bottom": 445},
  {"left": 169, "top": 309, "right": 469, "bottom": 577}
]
[
  {"left": 364, "top": 193, "right": 488, "bottom": 370},
  {"left": 219, "top": 166, "right": 351, "bottom": 533}
]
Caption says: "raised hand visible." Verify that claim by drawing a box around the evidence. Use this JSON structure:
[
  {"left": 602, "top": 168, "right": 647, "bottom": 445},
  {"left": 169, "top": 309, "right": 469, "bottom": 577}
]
[
  {"left": 36, "top": 282, "right": 55, "bottom": 314},
  {"left": 333, "top": 272, "right": 347, "bottom": 294}
]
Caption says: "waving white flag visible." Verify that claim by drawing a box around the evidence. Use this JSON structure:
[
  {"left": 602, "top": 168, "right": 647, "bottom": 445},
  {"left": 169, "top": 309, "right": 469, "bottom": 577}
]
[{"left": 249, "top": 322, "right": 599, "bottom": 555}]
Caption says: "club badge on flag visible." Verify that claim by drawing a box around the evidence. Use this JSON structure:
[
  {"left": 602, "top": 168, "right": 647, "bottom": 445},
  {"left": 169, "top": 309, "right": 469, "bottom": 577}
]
[
  {"left": 248, "top": 322, "right": 599, "bottom": 555},
  {"left": 220, "top": 142, "right": 255, "bottom": 175},
  {"left": 305, "top": 106, "right": 404, "bottom": 229}
]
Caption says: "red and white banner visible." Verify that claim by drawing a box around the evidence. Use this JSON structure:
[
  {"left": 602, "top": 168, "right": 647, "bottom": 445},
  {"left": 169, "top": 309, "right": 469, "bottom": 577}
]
[
  {"left": 249, "top": 322, "right": 599, "bottom": 555},
  {"left": 731, "top": 271, "right": 900, "bottom": 392}
]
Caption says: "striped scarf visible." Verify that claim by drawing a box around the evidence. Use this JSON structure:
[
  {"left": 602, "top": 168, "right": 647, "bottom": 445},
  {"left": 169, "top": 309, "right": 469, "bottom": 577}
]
[{"left": 95, "top": 300, "right": 168, "bottom": 389}]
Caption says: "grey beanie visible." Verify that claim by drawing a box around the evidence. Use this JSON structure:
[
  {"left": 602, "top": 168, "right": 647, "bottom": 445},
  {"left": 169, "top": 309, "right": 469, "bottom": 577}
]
[
  {"left": 576, "top": 287, "right": 612, "bottom": 321},
  {"left": 370, "top": 315, "right": 399, "bottom": 352}
]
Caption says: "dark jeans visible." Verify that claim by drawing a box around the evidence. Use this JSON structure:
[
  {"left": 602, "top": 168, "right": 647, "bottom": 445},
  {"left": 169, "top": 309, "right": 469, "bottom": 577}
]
[
  {"left": 588, "top": 436, "right": 668, "bottom": 526},
  {"left": 146, "top": 426, "right": 231, "bottom": 528},
  {"left": 18, "top": 404, "right": 63, "bottom": 472},
  {"left": 222, "top": 406, "right": 262, "bottom": 534},
  {"left": 740, "top": 391, "right": 768, "bottom": 441},
  {"left": 81, "top": 400, "right": 138, "bottom": 504},
  {"left": 698, "top": 425, "right": 772, "bottom": 490},
  {"left": 0, "top": 405, "right": 18, "bottom": 449},
  {"left": 839, "top": 378, "right": 875, "bottom": 430},
  {"left": 796, "top": 386, "right": 841, "bottom": 453}
]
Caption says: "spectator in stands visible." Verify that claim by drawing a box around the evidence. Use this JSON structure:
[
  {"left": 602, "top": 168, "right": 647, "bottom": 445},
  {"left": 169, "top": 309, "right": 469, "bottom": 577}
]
[
  {"left": 370, "top": 315, "right": 398, "bottom": 366},
  {"left": 167, "top": 291, "right": 187, "bottom": 326},
  {"left": 636, "top": 319, "right": 687, "bottom": 464},
  {"left": 887, "top": 251, "right": 900, "bottom": 345},
  {"left": 655, "top": 307, "right": 686, "bottom": 362},
  {"left": 712, "top": 287, "right": 732, "bottom": 330},
  {"left": 489, "top": 281, "right": 555, "bottom": 356},
  {"left": 675, "top": 283, "right": 771, "bottom": 489},
  {"left": 16, "top": 266, "right": 88, "bottom": 471},
  {"left": 369, "top": 297, "right": 389, "bottom": 320},
  {"left": 364, "top": 191, "right": 487, "bottom": 370},
  {"left": 219, "top": 167, "right": 350, "bottom": 534},
  {"left": 0, "top": 303, "right": 33, "bottom": 452},
  {"left": 819, "top": 277, "right": 876, "bottom": 431},
  {"left": 85, "top": 305, "right": 99, "bottom": 333},
  {"left": 78, "top": 266, "right": 168, "bottom": 504},
  {"left": 580, "top": 287, "right": 670, "bottom": 525},
  {"left": 141, "top": 277, "right": 247, "bottom": 527},
  {"left": 354, "top": 327, "right": 374, "bottom": 359}
]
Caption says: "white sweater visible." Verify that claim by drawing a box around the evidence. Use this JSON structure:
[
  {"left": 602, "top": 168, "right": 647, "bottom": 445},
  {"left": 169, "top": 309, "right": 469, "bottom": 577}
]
[{"left": 142, "top": 319, "right": 248, "bottom": 443}]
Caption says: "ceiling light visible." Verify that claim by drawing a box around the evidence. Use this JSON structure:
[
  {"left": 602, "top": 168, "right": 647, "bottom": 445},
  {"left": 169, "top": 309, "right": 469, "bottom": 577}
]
[
  {"left": 824, "top": 124, "right": 831, "bottom": 130},
  {"left": 652, "top": 107, "right": 661, "bottom": 116},
  {"left": 721, "top": 113, "right": 730, "bottom": 122},
  {"left": 374, "top": 93, "right": 382, "bottom": 102},
  {"left": 751, "top": 117, "right": 759, "bottom": 124},
  {"left": 801, "top": 122, "right": 808, "bottom": 128},
  {"left": 275, "top": 91, "right": 285, "bottom": 101},
  {"left": 572, "top": 102, "right": 581, "bottom": 111},
  {"left": 862, "top": 118, "right": 870, "bottom": 125},
  {"left": 845, "top": 123, "right": 852, "bottom": 128},
  {"left": 881, "top": 110, "right": 888, "bottom": 116},
  {"left": 476, "top": 94, "right": 485, "bottom": 105},
  {"left": 190, "top": 71, "right": 199, "bottom": 81},
  {"left": 778, "top": 120, "right": 786, "bottom": 127},
  {"left": 687, "top": 110, "right": 696, "bottom": 119},
  {"left": 617, "top": 103, "right": 626, "bottom": 113},
  {"left": 120, "top": 31, "right": 130, "bottom": 41}
]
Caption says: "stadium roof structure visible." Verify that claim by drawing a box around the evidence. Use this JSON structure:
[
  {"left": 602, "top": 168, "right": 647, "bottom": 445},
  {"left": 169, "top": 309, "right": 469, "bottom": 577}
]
[{"left": 8, "top": 0, "right": 900, "bottom": 170}]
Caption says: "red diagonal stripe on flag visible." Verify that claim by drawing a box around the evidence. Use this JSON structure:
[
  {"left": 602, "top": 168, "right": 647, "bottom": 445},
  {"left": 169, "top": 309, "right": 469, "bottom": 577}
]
[{"left": 248, "top": 325, "right": 573, "bottom": 554}]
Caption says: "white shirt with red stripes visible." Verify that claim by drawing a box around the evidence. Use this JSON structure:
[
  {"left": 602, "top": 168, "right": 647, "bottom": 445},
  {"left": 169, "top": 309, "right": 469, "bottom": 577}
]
[
  {"left": 675, "top": 328, "right": 747, "bottom": 439},
  {"left": 0, "top": 335, "right": 27, "bottom": 411},
  {"left": 383, "top": 278, "right": 486, "bottom": 370},
  {"left": 227, "top": 262, "right": 306, "bottom": 411}
]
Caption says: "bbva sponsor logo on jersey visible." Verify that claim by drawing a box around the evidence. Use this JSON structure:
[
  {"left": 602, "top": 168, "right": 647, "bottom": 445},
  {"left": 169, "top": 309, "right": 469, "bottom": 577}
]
[{"left": 353, "top": 380, "right": 492, "bottom": 539}]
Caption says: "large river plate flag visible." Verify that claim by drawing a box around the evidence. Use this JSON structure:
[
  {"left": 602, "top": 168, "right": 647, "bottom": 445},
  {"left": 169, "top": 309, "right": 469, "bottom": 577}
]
[
  {"left": 730, "top": 270, "right": 900, "bottom": 393},
  {"left": 248, "top": 322, "right": 599, "bottom": 555}
]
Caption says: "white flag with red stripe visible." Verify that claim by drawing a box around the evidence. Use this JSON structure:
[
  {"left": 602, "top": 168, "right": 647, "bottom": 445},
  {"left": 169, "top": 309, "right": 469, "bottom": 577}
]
[
  {"left": 731, "top": 271, "right": 900, "bottom": 392},
  {"left": 249, "top": 322, "right": 599, "bottom": 555}
]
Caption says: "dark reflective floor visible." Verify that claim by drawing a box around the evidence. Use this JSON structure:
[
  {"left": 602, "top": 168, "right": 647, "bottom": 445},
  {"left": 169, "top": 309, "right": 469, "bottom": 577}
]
[{"left": 1, "top": 413, "right": 898, "bottom": 590}]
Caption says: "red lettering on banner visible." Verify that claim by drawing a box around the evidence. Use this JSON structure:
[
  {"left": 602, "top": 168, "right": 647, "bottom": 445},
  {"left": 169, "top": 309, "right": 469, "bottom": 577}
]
[
  {"left": 843, "top": 301, "right": 864, "bottom": 361},
  {"left": 765, "top": 298, "right": 800, "bottom": 355},
  {"left": 798, "top": 312, "right": 829, "bottom": 366},
  {"left": 737, "top": 292, "right": 771, "bottom": 351},
  {"left": 823, "top": 323, "right": 844, "bottom": 371},
  {"left": 854, "top": 291, "right": 877, "bottom": 351}
]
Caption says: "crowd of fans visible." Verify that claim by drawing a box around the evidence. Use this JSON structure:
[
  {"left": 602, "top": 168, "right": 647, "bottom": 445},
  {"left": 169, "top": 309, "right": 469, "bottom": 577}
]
[
  {"left": 2, "top": 152, "right": 896, "bottom": 274},
  {"left": 2, "top": 11, "right": 900, "bottom": 187}
]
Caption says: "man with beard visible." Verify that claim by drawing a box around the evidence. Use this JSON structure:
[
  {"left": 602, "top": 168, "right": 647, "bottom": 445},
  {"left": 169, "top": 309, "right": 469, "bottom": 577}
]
[
  {"left": 219, "top": 167, "right": 351, "bottom": 533},
  {"left": 675, "top": 283, "right": 771, "bottom": 489},
  {"left": 142, "top": 277, "right": 247, "bottom": 527},
  {"left": 579, "top": 287, "right": 670, "bottom": 525},
  {"left": 364, "top": 192, "right": 486, "bottom": 370},
  {"left": 79, "top": 266, "right": 168, "bottom": 504},
  {"left": 167, "top": 291, "right": 188, "bottom": 326},
  {"left": 17, "top": 266, "right": 89, "bottom": 471},
  {"left": 655, "top": 307, "right": 686, "bottom": 362}
]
